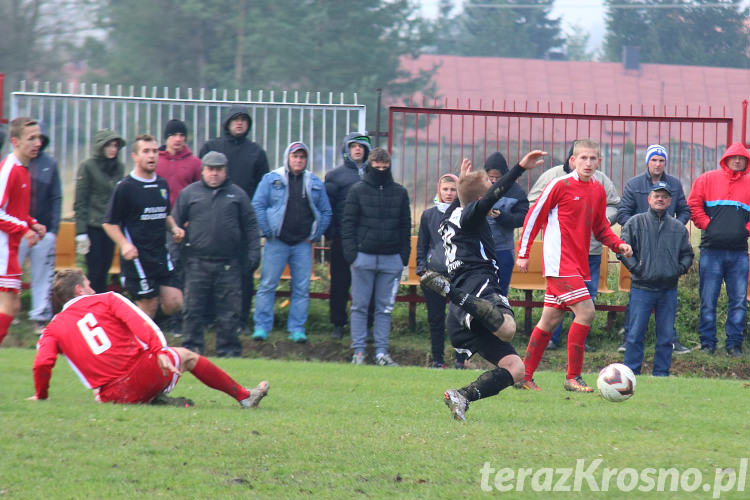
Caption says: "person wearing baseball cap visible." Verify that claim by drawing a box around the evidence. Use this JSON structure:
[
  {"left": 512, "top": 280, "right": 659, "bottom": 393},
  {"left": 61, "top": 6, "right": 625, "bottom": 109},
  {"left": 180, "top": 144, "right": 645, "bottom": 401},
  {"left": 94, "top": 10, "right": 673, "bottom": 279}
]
[
  {"left": 618, "top": 178, "right": 693, "bottom": 375},
  {"left": 616, "top": 144, "right": 691, "bottom": 354}
]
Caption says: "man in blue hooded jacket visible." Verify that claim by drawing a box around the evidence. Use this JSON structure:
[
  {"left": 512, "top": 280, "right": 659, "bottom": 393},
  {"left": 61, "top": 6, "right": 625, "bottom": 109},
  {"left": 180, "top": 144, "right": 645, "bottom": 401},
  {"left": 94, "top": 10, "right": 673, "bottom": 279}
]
[{"left": 251, "top": 142, "right": 331, "bottom": 343}]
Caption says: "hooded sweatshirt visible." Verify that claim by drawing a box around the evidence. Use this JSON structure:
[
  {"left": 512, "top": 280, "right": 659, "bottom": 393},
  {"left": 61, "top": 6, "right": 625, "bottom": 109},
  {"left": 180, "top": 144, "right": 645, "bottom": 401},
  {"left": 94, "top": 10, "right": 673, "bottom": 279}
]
[
  {"left": 416, "top": 173, "right": 457, "bottom": 275},
  {"left": 73, "top": 130, "right": 126, "bottom": 234},
  {"left": 484, "top": 152, "right": 529, "bottom": 252},
  {"left": 324, "top": 132, "right": 372, "bottom": 239},
  {"left": 688, "top": 142, "right": 750, "bottom": 250},
  {"left": 198, "top": 105, "right": 269, "bottom": 199},
  {"left": 28, "top": 129, "right": 62, "bottom": 233},
  {"left": 251, "top": 142, "right": 331, "bottom": 243}
]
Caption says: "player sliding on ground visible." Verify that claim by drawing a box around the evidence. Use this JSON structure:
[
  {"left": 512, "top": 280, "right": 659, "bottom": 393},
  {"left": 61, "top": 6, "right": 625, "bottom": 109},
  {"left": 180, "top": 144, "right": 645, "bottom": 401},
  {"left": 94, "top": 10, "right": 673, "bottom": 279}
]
[
  {"left": 420, "top": 150, "right": 546, "bottom": 421},
  {"left": 29, "top": 269, "right": 269, "bottom": 408},
  {"left": 515, "top": 139, "right": 632, "bottom": 392}
]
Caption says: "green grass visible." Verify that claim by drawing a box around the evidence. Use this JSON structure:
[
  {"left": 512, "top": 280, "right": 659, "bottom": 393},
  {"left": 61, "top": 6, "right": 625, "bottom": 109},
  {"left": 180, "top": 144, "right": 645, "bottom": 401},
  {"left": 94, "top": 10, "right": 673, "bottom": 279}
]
[{"left": 2, "top": 348, "right": 748, "bottom": 499}]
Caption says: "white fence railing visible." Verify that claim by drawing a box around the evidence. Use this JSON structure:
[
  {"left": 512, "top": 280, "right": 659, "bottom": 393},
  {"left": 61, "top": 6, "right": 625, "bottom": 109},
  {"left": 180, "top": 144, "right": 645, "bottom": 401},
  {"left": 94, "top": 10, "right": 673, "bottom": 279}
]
[{"left": 11, "top": 81, "right": 367, "bottom": 216}]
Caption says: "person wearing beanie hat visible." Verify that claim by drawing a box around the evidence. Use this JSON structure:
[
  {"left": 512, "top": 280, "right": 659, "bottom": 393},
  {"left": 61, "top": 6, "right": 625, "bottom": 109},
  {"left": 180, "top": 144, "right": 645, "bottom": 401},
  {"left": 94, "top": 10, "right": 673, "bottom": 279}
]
[
  {"left": 199, "top": 106, "right": 269, "bottom": 332},
  {"left": 526, "top": 139, "right": 621, "bottom": 353},
  {"left": 155, "top": 119, "right": 201, "bottom": 335},
  {"left": 324, "top": 132, "right": 373, "bottom": 339},
  {"left": 484, "top": 152, "right": 529, "bottom": 297},
  {"left": 616, "top": 143, "right": 691, "bottom": 354},
  {"left": 251, "top": 141, "right": 331, "bottom": 344},
  {"left": 416, "top": 173, "right": 468, "bottom": 369}
]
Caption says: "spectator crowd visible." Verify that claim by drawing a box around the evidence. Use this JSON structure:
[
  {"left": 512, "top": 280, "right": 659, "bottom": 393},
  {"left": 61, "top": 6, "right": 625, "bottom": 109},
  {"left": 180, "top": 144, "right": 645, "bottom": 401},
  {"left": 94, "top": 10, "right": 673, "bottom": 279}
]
[{"left": 2, "top": 111, "right": 749, "bottom": 375}]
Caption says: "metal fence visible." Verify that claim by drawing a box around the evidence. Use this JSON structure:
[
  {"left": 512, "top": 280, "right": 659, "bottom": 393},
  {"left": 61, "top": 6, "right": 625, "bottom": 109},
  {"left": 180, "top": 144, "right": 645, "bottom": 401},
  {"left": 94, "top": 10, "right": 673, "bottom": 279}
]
[
  {"left": 388, "top": 98, "right": 734, "bottom": 227},
  {"left": 10, "top": 81, "right": 366, "bottom": 217}
]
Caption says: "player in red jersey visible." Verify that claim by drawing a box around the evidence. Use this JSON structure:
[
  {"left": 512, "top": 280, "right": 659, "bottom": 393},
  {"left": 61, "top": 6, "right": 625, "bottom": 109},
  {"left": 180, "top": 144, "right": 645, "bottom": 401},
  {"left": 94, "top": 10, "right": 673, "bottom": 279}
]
[
  {"left": 29, "top": 269, "right": 269, "bottom": 408},
  {"left": 516, "top": 139, "right": 632, "bottom": 392},
  {"left": 0, "top": 117, "right": 47, "bottom": 346}
]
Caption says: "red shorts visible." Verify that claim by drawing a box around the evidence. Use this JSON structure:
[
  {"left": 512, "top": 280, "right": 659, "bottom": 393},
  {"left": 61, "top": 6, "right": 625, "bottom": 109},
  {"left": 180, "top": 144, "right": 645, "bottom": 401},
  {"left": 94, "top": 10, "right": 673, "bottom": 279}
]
[
  {"left": 544, "top": 276, "right": 591, "bottom": 310},
  {"left": 96, "top": 348, "right": 182, "bottom": 404},
  {"left": 0, "top": 275, "right": 22, "bottom": 293}
]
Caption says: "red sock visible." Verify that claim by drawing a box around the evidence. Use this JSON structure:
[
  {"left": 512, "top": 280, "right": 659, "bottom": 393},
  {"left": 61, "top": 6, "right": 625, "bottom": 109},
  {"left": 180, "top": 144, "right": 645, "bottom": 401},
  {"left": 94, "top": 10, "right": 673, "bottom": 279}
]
[
  {"left": 523, "top": 326, "right": 552, "bottom": 380},
  {"left": 190, "top": 356, "right": 250, "bottom": 401},
  {"left": 0, "top": 313, "right": 13, "bottom": 346},
  {"left": 566, "top": 321, "right": 591, "bottom": 379}
]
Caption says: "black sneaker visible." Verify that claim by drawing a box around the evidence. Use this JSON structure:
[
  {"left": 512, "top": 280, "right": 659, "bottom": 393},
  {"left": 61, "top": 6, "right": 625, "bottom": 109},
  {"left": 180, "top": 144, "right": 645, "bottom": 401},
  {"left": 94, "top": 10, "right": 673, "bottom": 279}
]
[
  {"left": 726, "top": 346, "right": 743, "bottom": 358},
  {"left": 330, "top": 325, "right": 344, "bottom": 339},
  {"left": 672, "top": 341, "right": 691, "bottom": 355},
  {"left": 150, "top": 393, "right": 195, "bottom": 407},
  {"left": 700, "top": 345, "right": 716, "bottom": 355}
]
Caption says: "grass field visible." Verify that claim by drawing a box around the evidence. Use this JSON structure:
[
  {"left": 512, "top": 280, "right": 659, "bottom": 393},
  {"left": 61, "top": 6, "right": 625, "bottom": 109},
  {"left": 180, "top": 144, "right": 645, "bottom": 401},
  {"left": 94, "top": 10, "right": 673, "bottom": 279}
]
[{"left": 2, "top": 348, "right": 748, "bottom": 499}]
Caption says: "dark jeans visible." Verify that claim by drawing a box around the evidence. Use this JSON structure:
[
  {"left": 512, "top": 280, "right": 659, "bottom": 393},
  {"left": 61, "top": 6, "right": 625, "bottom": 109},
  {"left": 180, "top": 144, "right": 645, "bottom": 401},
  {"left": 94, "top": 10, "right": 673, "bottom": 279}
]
[
  {"left": 86, "top": 226, "right": 115, "bottom": 293},
  {"left": 329, "top": 238, "right": 351, "bottom": 327},
  {"left": 698, "top": 248, "right": 748, "bottom": 350},
  {"left": 550, "top": 254, "right": 600, "bottom": 344},
  {"left": 422, "top": 284, "right": 448, "bottom": 363},
  {"left": 182, "top": 258, "right": 242, "bottom": 357},
  {"left": 624, "top": 286, "right": 676, "bottom": 376},
  {"left": 495, "top": 248, "right": 515, "bottom": 298}
]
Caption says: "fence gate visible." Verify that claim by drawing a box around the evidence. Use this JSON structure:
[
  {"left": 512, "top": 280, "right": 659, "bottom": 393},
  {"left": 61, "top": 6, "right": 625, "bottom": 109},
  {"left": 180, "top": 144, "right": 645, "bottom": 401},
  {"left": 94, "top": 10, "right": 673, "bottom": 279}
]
[
  {"left": 10, "top": 81, "right": 366, "bottom": 217},
  {"left": 388, "top": 99, "right": 734, "bottom": 229}
]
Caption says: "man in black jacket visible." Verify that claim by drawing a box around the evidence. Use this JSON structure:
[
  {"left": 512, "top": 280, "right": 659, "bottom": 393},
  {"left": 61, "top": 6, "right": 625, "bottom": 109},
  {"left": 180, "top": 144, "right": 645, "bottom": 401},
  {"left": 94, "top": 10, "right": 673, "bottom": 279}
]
[
  {"left": 618, "top": 182, "right": 693, "bottom": 376},
  {"left": 324, "top": 132, "right": 372, "bottom": 339},
  {"left": 342, "top": 148, "right": 410, "bottom": 366},
  {"left": 199, "top": 106, "right": 269, "bottom": 330},
  {"left": 173, "top": 152, "right": 260, "bottom": 357}
]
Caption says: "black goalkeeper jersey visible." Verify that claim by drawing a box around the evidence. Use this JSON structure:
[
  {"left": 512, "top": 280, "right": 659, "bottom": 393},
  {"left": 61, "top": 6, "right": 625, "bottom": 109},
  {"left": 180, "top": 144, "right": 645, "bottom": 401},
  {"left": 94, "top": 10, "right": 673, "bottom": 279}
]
[
  {"left": 439, "top": 163, "right": 525, "bottom": 291},
  {"left": 103, "top": 173, "right": 173, "bottom": 279}
]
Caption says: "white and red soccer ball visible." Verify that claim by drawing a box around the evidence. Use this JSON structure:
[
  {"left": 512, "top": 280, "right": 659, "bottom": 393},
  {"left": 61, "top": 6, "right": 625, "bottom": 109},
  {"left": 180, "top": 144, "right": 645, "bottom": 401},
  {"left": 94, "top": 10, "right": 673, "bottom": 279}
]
[{"left": 596, "top": 363, "right": 636, "bottom": 402}]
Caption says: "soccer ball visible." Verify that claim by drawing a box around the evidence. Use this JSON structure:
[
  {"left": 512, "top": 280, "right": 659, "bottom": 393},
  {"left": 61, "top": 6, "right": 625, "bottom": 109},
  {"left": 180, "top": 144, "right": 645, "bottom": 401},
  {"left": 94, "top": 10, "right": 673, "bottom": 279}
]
[{"left": 596, "top": 363, "right": 636, "bottom": 402}]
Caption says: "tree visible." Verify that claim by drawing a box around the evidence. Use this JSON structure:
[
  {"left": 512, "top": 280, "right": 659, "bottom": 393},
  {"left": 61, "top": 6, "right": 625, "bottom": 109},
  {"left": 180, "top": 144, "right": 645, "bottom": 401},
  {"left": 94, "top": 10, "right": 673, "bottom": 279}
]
[
  {"left": 431, "top": 0, "right": 564, "bottom": 59},
  {"left": 603, "top": 0, "right": 750, "bottom": 68},
  {"left": 0, "top": 0, "right": 95, "bottom": 113},
  {"left": 81, "top": 0, "right": 434, "bottom": 130},
  {"left": 565, "top": 24, "right": 596, "bottom": 61}
]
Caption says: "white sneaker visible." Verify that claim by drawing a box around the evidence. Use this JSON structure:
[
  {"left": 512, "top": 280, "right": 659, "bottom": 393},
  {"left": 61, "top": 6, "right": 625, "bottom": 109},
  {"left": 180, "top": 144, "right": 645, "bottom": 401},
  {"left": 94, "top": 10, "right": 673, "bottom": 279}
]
[
  {"left": 351, "top": 352, "right": 365, "bottom": 365},
  {"left": 375, "top": 353, "right": 398, "bottom": 367},
  {"left": 239, "top": 381, "right": 269, "bottom": 409}
]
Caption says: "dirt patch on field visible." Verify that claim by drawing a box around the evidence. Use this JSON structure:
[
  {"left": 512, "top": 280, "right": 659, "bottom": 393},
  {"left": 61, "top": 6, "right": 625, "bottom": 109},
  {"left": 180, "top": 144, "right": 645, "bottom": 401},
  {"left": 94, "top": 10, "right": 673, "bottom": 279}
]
[{"left": 235, "top": 336, "right": 750, "bottom": 379}]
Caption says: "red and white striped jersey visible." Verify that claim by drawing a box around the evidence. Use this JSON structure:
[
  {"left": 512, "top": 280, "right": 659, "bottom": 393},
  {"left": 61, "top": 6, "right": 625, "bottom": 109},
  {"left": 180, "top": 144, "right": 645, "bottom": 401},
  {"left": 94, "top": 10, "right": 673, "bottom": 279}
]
[
  {"left": 518, "top": 170, "right": 624, "bottom": 279},
  {"left": 33, "top": 292, "right": 169, "bottom": 398},
  {"left": 0, "top": 153, "right": 37, "bottom": 276}
]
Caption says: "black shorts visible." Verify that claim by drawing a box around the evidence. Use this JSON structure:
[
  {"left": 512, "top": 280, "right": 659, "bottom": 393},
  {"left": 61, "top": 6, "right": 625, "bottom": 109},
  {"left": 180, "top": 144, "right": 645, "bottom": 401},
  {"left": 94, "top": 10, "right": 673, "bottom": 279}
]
[
  {"left": 122, "top": 271, "right": 180, "bottom": 300},
  {"left": 446, "top": 276, "right": 516, "bottom": 365}
]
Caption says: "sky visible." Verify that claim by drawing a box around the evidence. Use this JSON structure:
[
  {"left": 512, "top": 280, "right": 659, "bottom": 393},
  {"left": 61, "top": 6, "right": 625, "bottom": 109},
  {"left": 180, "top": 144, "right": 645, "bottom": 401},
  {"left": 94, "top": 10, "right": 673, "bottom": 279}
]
[{"left": 419, "top": 0, "right": 750, "bottom": 54}]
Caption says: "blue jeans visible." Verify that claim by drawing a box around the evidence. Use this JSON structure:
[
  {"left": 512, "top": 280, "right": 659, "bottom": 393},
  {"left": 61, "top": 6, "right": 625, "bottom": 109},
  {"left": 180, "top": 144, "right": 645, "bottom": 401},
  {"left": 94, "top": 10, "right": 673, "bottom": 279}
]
[
  {"left": 698, "top": 248, "right": 748, "bottom": 350},
  {"left": 350, "top": 253, "right": 403, "bottom": 355},
  {"left": 495, "top": 248, "right": 515, "bottom": 297},
  {"left": 550, "top": 254, "right": 600, "bottom": 344},
  {"left": 18, "top": 232, "right": 57, "bottom": 321},
  {"left": 253, "top": 239, "right": 312, "bottom": 334},
  {"left": 624, "top": 287, "right": 676, "bottom": 376}
]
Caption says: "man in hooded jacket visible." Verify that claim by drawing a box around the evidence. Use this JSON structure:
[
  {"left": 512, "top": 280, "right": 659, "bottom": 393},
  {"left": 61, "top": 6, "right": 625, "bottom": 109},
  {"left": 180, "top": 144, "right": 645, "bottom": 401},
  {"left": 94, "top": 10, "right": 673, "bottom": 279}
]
[
  {"left": 199, "top": 106, "right": 269, "bottom": 329},
  {"left": 688, "top": 142, "right": 750, "bottom": 357},
  {"left": 324, "top": 132, "right": 372, "bottom": 339}
]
